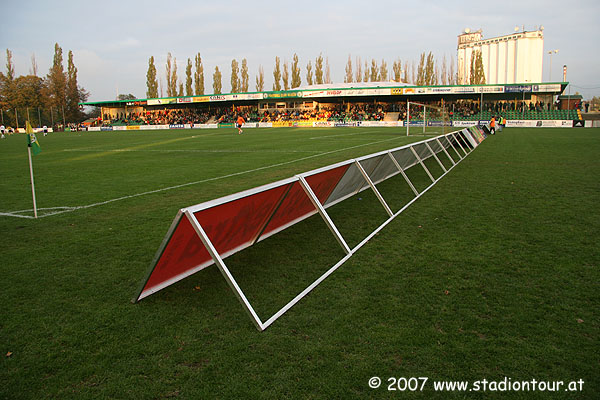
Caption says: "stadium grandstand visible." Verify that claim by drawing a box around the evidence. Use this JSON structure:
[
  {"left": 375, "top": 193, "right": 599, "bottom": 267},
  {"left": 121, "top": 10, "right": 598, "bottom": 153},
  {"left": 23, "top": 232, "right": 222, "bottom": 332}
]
[{"left": 80, "top": 81, "right": 576, "bottom": 129}]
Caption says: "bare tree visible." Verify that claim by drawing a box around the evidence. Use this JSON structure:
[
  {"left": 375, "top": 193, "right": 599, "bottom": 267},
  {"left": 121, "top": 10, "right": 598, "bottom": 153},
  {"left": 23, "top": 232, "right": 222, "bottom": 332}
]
[
  {"left": 379, "top": 59, "right": 388, "bottom": 81},
  {"left": 230, "top": 59, "right": 240, "bottom": 93},
  {"left": 272, "top": 56, "right": 281, "bottom": 91},
  {"left": 241, "top": 58, "right": 249, "bottom": 92},
  {"left": 30, "top": 53, "right": 38, "bottom": 76},
  {"left": 255, "top": 65, "right": 264, "bottom": 91},
  {"left": 441, "top": 55, "right": 448, "bottom": 85},
  {"left": 282, "top": 60, "right": 289, "bottom": 90},
  {"left": 306, "top": 60, "right": 314, "bottom": 85},
  {"left": 355, "top": 56, "right": 362, "bottom": 82},
  {"left": 315, "top": 53, "right": 324, "bottom": 84},
  {"left": 392, "top": 59, "right": 402, "bottom": 82},
  {"left": 370, "top": 59, "right": 378, "bottom": 81},
  {"left": 345, "top": 54, "right": 353, "bottom": 83},
  {"left": 291, "top": 53, "right": 301, "bottom": 88}
]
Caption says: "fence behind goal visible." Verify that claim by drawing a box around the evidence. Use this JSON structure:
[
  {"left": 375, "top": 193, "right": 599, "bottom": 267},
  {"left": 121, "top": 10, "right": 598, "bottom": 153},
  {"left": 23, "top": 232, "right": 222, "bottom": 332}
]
[{"left": 133, "top": 125, "right": 488, "bottom": 331}]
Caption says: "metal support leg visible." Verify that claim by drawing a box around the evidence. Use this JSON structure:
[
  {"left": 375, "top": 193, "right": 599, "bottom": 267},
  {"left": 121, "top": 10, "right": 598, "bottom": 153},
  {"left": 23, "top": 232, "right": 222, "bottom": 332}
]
[{"left": 410, "top": 147, "right": 435, "bottom": 183}]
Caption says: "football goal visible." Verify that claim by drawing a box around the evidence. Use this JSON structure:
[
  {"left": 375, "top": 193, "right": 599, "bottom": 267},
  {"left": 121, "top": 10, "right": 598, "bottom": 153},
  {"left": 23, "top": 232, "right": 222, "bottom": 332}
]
[{"left": 406, "top": 101, "right": 449, "bottom": 136}]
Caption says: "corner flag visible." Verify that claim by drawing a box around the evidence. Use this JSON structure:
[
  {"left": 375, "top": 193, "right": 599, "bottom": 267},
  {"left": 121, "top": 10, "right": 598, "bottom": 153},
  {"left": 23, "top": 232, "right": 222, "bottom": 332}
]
[
  {"left": 26, "top": 121, "right": 42, "bottom": 155},
  {"left": 26, "top": 121, "right": 40, "bottom": 218}
]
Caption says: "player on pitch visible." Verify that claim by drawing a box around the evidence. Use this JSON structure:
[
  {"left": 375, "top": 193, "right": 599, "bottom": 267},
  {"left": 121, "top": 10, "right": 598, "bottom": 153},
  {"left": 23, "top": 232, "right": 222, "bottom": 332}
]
[{"left": 236, "top": 115, "right": 245, "bottom": 134}]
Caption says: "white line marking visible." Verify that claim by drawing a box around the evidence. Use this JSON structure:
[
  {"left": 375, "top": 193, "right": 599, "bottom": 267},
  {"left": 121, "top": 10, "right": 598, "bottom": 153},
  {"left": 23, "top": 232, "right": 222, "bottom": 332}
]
[
  {"left": 2, "top": 136, "right": 404, "bottom": 219},
  {"left": 62, "top": 149, "right": 321, "bottom": 154},
  {"left": 309, "top": 130, "right": 393, "bottom": 140}
]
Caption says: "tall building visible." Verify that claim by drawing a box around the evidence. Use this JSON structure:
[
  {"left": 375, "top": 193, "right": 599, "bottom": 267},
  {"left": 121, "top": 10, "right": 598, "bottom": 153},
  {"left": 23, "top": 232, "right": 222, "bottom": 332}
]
[{"left": 457, "top": 28, "right": 544, "bottom": 85}]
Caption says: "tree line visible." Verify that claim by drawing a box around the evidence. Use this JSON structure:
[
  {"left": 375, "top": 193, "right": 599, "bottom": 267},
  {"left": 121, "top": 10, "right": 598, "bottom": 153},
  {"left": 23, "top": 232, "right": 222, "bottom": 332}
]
[
  {"left": 146, "top": 51, "right": 485, "bottom": 98},
  {"left": 0, "top": 44, "right": 89, "bottom": 127}
]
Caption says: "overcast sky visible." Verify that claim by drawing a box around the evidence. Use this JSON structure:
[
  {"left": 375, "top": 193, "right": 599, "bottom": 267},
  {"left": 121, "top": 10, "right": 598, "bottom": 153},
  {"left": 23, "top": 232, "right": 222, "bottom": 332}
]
[{"left": 1, "top": 0, "right": 599, "bottom": 101}]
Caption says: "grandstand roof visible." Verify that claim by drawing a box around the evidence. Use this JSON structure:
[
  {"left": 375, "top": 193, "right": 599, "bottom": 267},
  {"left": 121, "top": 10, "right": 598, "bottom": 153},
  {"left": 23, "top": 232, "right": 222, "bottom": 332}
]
[
  {"left": 81, "top": 81, "right": 568, "bottom": 108},
  {"left": 295, "top": 81, "right": 410, "bottom": 91}
]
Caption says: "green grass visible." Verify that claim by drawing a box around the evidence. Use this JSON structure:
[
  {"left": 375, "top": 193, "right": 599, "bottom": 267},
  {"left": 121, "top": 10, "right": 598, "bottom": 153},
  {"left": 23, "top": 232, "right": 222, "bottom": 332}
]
[{"left": 1, "top": 127, "right": 598, "bottom": 399}]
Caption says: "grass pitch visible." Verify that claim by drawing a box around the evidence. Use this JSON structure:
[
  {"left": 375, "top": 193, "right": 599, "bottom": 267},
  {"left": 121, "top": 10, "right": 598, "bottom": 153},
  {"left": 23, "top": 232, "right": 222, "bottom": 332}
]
[{"left": 1, "top": 126, "right": 598, "bottom": 398}]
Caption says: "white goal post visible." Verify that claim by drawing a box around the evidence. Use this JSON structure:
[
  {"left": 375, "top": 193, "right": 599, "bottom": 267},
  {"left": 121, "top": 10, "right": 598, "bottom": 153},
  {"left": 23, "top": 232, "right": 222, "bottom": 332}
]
[{"left": 406, "top": 101, "right": 449, "bottom": 136}]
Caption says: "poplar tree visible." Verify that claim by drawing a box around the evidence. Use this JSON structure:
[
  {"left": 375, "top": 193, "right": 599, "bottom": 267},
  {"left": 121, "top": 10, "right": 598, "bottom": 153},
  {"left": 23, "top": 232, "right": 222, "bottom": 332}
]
[
  {"left": 2, "top": 49, "right": 15, "bottom": 108},
  {"left": 5, "top": 49, "right": 15, "bottom": 81},
  {"left": 416, "top": 52, "right": 426, "bottom": 85},
  {"left": 213, "top": 66, "right": 222, "bottom": 94},
  {"left": 66, "top": 50, "right": 82, "bottom": 121},
  {"left": 448, "top": 57, "right": 456, "bottom": 85},
  {"left": 325, "top": 57, "right": 331, "bottom": 84},
  {"left": 47, "top": 43, "right": 66, "bottom": 110},
  {"left": 392, "top": 59, "right": 402, "bottom": 82},
  {"left": 424, "top": 52, "right": 436, "bottom": 85},
  {"left": 166, "top": 53, "right": 179, "bottom": 97},
  {"left": 194, "top": 52, "right": 204, "bottom": 95},
  {"left": 344, "top": 55, "right": 353, "bottom": 83},
  {"left": 370, "top": 59, "right": 379, "bottom": 81},
  {"left": 379, "top": 59, "right": 388, "bottom": 81},
  {"left": 185, "top": 58, "right": 193, "bottom": 96},
  {"left": 291, "top": 53, "right": 301, "bottom": 88},
  {"left": 470, "top": 50, "right": 486, "bottom": 84},
  {"left": 146, "top": 56, "right": 158, "bottom": 98},
  {"left": 441, "top": 55, "right": 448, "bottom": 85},
  {"left": 355, "top": 56, "right": 362, "bottom": 82},
  {"left": 241, "top": 58, "right": 249, "bottom": 92},
  {"left": 165, "top": 53, "right": 172, "bottom": 96},
  {"left": 170, "top": 56, "right": 178, "bottom": 96},
  {"left": 315, "top": 53, "right": 324, "bottom": 84},
  {"left": 30, "top": 53, "right": 38, "bottom": 76},
  {"left": 272, "top": 56, "right": 281, "bottom": 91},
  {"left": 255, "top": 65, "right": 264, "bottom": 91},
  {"left": 306, "top": 60, "right": 313, "bottom": 85},
  {"left": 282, "top": 61, "right": 289, "bottom": 90},
  {"left": 363, "top": 60, "right": 369, "bottom": 82},
  {"left": 231, "top": 59, "right": 240, "bottom": 93}
]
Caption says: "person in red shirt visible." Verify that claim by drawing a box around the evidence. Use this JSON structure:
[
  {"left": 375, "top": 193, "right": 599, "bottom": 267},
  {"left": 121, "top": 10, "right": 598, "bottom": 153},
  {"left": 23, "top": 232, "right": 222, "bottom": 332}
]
[{"left": 236, "top": 115, "right": 245, "bottom": 134}]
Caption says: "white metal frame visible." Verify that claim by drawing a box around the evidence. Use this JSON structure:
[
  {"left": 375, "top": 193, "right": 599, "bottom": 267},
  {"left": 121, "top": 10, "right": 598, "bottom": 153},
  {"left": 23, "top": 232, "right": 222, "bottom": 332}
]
[{"left": 134, "top": 127, "right": 487, "bottom": 331}]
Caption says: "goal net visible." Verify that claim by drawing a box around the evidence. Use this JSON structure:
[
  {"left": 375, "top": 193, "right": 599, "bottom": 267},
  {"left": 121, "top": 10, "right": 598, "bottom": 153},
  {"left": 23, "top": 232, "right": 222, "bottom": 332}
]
[{"left": 406, "top": 101, "right": 449, "bottom": 136}]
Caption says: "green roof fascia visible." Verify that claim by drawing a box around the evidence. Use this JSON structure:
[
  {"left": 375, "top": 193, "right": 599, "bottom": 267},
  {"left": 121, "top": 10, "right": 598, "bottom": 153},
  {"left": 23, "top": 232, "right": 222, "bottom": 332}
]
[{"left": 80, "top": 81, "right": 569, "bottom": 107}]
